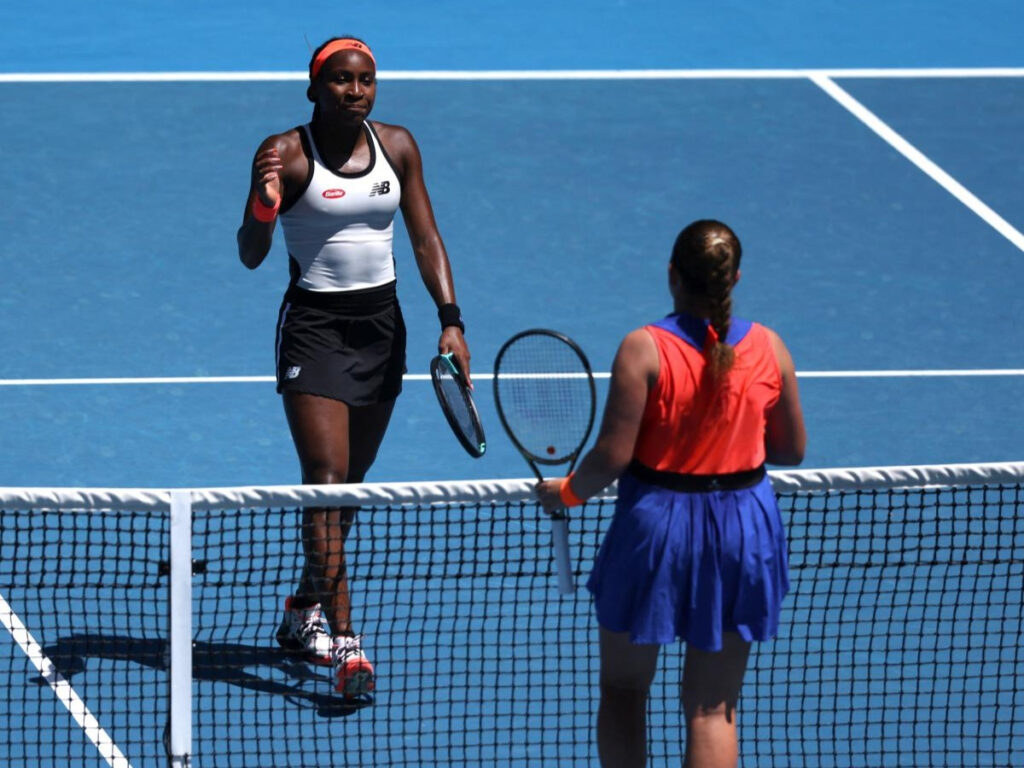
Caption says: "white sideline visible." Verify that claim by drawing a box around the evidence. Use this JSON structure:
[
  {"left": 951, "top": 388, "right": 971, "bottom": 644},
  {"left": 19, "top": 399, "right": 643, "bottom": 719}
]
[
  {"left": 811, "top": 74, "right": 1024, "bottom": 253},
  {"left": 0, "top": 593, "right": 133, "bottom": 768}
]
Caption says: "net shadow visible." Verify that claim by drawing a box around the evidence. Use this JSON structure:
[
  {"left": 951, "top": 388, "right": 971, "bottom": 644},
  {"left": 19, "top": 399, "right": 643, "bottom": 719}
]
[{"left": 32, "top": 634, "right": 367, "bottom": 718}]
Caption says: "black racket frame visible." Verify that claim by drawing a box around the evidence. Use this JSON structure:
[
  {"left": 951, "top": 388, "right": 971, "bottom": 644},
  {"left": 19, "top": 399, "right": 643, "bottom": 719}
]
[{"left": 430, "top": 353, "right": 486, "bottom": 458}]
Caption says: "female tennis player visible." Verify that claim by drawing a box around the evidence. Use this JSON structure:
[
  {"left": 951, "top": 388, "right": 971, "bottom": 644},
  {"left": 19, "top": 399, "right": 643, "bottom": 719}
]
[
  {"left": 236, "top": 36, "right": 471, "bottom": 698},
  {"left": 537, "top": 219, "right": 806, "bottom": 767}
]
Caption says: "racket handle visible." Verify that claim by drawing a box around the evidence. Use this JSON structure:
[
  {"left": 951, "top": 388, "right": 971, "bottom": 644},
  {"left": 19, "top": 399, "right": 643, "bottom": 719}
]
[{"left": 551, "top": 516, "right": 573, "bottom": 595}]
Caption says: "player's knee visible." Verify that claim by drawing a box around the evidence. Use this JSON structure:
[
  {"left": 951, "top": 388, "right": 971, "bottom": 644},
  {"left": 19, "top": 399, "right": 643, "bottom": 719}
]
[{"left": 302, "top": 463, "right": 349, "bottom": 485}]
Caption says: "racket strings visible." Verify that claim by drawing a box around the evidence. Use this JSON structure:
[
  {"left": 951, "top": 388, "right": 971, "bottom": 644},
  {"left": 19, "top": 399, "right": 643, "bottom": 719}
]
[
  {"left": 437, "top": 370, "right": 477, "bottom": 435},
  {"left": 494, "top": 336, "right": 593, "bottom": 461},
  {"left": 431, "top": 356, "right": 486, "bottom": 457}
]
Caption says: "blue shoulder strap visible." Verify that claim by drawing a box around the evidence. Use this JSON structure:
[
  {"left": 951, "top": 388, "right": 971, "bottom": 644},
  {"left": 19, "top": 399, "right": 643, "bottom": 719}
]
[{"left": 651, "top": 313, "right": 752, "bottom": 352}]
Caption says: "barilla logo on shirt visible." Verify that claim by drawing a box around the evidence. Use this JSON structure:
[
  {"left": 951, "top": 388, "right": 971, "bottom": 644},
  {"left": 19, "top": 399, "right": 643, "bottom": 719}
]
[{"left": 322, "top": 189, "right": 346, "bottom": 199}]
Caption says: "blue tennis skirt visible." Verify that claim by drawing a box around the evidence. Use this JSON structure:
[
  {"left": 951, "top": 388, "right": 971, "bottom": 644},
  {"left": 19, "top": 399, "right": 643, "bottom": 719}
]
[{"left": 587, "top": 472, "right": 789, "bottom": 651}]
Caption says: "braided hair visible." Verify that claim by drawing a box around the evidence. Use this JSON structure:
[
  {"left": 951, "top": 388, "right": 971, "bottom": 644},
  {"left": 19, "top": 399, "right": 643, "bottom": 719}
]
[{"left": 670, "top": 220, "right": 743, "bottom": 379}]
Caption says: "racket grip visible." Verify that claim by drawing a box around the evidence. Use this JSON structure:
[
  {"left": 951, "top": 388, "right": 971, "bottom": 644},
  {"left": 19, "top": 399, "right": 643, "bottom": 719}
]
[{"left": 551, "top": 516, "right": 573, "bottom": 595}]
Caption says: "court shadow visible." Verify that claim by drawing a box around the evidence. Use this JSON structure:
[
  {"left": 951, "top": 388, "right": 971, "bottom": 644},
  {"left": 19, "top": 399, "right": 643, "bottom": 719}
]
[{"left": 31, "top": 634, "right": 369, "bottom": 718}]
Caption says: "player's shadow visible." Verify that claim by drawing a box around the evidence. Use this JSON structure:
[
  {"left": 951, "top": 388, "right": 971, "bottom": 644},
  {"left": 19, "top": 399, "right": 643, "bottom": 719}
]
[{"left": 30, "top": 634, "right": 368, "bottom": 718}]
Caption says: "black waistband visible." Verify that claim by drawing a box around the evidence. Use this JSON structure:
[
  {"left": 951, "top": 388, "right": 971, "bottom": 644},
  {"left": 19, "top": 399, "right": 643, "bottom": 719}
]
[
  {"left": 627, "top": 460, "right": 766, "bottom": 492},
  {"left": 284, "top": 280, "right": 397, "bottom": 312}
]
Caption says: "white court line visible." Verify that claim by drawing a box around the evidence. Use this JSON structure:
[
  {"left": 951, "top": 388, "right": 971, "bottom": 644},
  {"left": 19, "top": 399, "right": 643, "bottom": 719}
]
[
  {"left": 796, "top": 369, "right": 1024, "bottom": 378},
  {"left": 1, "top": 67, "right": 1024, "bottom": 83},
  {"left": 0, "top": 593, "right": 133, "bottom": 768},
  {"left": 0, "top": 376, "right": 275, "bottom": 386},
  {"left": 811, "top": 74, "right": 1024, "bottom": 253},
  {"left": 0, "top": 370, "right": 1022, "bottom": 386}
]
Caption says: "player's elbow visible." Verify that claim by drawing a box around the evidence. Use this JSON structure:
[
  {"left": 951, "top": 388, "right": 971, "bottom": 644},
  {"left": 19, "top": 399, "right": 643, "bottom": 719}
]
[
  {"left": 764, "top": 433, "right": 806, "bottom": 466},
  {"left": 239, "top": 252, "right": 261, "bottom": 270},
  {"left": 765, "top": 446, "right": 804, "bottom": 466},
  {"left": 764, "top": 405, "right": 806, "bottom": 466},
  {"left": 590, "top": 442, "right": 633, "bottom": 480},
  {"left": 409, "top": 232, "right": 445, "bottom": 268},
  {"left": 237, "top": 232, "right": 268, "bottom": 270}
]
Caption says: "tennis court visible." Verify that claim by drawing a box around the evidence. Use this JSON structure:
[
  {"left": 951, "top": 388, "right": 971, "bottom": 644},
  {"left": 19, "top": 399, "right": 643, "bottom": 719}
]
[{"left": 1, "top": 1, "right": 1022, "bottom": 765}]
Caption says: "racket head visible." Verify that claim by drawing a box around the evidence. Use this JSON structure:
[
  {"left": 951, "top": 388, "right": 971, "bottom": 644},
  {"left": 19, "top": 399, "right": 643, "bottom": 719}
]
[
  {"left": 492, "top": 328, "right": 597, "bottom": 477},
  {"left": 430, "top": 353, "right": 486, "bottom": 458}
]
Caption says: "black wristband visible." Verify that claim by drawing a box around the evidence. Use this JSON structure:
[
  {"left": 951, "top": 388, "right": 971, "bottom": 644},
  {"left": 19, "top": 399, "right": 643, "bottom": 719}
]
[{"left": 438, "top": 303, "right": 465, "bottom": 333}]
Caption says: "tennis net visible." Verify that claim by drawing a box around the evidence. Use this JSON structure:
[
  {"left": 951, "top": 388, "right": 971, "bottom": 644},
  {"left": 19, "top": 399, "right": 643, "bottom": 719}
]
[{"left": 1, "top": 461, "right": 1022, "bottom": 767}]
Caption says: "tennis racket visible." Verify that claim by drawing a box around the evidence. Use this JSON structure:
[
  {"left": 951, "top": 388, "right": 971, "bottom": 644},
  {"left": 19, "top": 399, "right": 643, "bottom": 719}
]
[
  {"left": 493, "top": 329, "right": 596, "bottom": 594},
  {"left": 430, "top": 353, "right": 486, "bottom": 459}
]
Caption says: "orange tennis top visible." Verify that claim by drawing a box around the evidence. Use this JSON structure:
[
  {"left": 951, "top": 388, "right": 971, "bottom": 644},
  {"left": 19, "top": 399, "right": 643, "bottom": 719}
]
[{"left": 632, "top": 313, "right": 782, "bottom": 475}]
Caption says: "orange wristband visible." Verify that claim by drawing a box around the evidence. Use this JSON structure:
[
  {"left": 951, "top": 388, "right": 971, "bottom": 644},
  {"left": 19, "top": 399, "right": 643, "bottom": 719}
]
[
  {"left": 559, "top": 473, "right": 585, "bottom": 508},
  {"left": 251, "top": 196, "right": 280, "bottom": 223}
]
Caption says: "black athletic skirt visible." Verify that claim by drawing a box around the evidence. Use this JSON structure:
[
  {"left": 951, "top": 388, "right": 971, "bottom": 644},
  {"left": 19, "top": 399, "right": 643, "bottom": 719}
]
[{"left": 274, "top": 281, "right": 406, "bottom": 406}]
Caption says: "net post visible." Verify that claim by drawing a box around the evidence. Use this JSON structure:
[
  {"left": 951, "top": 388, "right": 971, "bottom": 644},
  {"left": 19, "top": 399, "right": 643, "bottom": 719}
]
[{"left": 168, "top": 490, "right": 193, "bottom": 768}]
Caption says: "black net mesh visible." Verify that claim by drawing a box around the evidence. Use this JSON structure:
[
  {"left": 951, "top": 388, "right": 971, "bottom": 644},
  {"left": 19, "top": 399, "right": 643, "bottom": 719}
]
[{"left": 1, "top": 471, "right": 1022, "bottom": 766}]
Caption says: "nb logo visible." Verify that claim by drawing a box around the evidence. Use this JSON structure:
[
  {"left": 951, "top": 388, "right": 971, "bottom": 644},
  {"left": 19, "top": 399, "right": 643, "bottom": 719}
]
[
  {"left": 369, "top": 181, "right": 391, "bottom": 197},
  {"left": 285, "top": 366, "right": 301, "bottom": 380}
]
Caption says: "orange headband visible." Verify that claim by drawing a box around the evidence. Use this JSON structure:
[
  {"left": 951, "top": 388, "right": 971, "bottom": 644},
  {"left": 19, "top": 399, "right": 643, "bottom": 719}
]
[{"left": 311, "top": 39, "right": 375, "bottom": 77}]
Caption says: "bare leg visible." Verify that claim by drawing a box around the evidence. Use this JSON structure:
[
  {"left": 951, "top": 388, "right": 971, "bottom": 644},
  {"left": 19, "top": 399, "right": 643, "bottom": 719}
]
[
  {"left": 597, "top": 627, "right": 661, "bottom": 768},
  {"left": 282, "top": 392, "right": 395, "bottom": 635},
  {"left": 681, "top": 632, "right": 751, "bottom": 768}
]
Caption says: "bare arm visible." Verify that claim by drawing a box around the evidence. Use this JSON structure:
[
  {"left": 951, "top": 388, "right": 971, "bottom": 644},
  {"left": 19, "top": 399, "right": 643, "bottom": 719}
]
[
  {"left": 236, "top": 131, "right": 303, "bottom": 270},
  {"left": 379, "top": 123, "right": 472, "bottom": 382},
  {"left": 536, "top": 328, "right": 659, "bottom": 510},
  {"left": 764, "top": 328, "right": 807, "bottom": 465}
]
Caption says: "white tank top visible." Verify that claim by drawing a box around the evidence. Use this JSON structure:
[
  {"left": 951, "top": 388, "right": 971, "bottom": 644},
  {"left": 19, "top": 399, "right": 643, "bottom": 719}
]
[{"left": 280, "top": 122, "right": 402, "bottom": 291}]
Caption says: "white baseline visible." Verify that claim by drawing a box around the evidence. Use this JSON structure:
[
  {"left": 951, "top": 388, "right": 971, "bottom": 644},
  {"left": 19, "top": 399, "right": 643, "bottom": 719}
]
[{"left": 2, "top": 67, "right": 1024, "bottom": 83}]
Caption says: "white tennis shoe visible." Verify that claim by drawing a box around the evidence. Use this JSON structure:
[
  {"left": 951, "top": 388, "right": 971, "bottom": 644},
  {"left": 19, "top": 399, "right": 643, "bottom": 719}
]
[
  {"left": 332, "top": 635, "right": 375, "bottom": 698},
  {"left": 275, "top": 597, "right": 333, "bottom": 666}
]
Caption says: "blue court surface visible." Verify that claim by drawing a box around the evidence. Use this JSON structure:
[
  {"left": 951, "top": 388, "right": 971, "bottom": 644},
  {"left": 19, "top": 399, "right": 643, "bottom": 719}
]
[{"left": 1, "top": 1, "right": 1022, "bottom": 765}]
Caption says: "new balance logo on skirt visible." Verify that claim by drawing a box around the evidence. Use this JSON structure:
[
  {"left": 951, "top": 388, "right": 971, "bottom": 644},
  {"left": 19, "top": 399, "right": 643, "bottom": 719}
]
[{"left": 369, "top": 181, "right": 391, "bottom": 197}]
